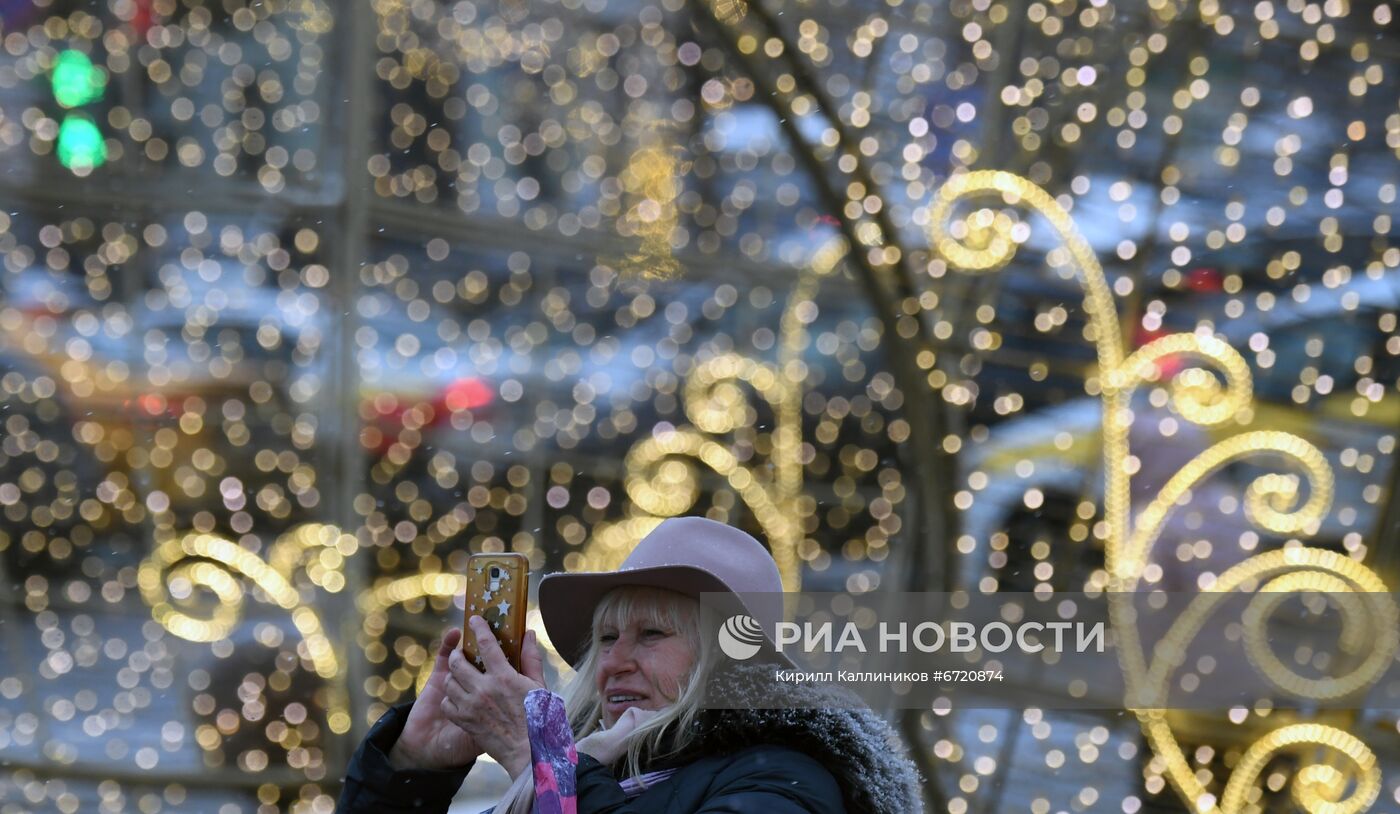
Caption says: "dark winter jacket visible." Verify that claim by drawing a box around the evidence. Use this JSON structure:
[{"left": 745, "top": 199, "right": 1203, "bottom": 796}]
[{"left": 337, "top": 665, "right": 923, "bottom": 813}]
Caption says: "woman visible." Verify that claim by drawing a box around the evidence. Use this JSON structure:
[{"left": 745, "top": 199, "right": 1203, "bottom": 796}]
[{"left": 339, "top": 517, "right": 923, "bottom": 813}]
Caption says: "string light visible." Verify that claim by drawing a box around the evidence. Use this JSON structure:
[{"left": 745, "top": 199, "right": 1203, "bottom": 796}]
[
  {"left": 138, "top": 528, "right": 351, "bottom": 733},
  {"left": 0, "top": 0, "right": 1390, "bottom": 809},
  {"left": 576, "top": 236, "right": 847, "bottom": 592},
  {"left": 615, "top": 140, "right": 683, "bottom": 280},
  {"left": 934, "top": 170, "right": 1394, "bottom": 814}
]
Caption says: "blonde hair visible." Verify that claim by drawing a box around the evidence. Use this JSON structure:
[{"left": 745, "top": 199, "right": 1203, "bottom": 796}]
[{"left": 497, "top": 586, "right": 715, "bottom": 814}]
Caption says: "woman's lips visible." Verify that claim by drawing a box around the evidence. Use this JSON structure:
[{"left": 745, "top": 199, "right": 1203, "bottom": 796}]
[{"left": 603, "top": 692, "right": 650, "bottom": 715}]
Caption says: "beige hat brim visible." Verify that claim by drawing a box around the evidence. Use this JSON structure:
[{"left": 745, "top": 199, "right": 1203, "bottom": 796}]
[
  {"left": 540, "top": 564, "right": 806, "bottom": 669},
  {"left": 538, "top": 565, "right": 734, "bottom": 668}
]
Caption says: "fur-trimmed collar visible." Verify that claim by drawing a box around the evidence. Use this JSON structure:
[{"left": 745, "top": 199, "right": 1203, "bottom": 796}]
[{"left": 679, "top": 662, "right": 925, "bottom": 814}]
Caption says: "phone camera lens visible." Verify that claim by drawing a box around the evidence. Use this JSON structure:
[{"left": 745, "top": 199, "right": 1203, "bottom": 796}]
[{"left": 489, "top": 566, "right": 503, "bottom": 580}]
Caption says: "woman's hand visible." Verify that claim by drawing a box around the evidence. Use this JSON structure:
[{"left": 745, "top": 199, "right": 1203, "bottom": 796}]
[
  {"left": 441, "top": 615, "right": 547, "bottom": 779},
  {"left": 576, "top": 706, "right": 660, "bottom": 765},
  {"left": 389, "top": 628, "right": 483, "bottom": 771}
]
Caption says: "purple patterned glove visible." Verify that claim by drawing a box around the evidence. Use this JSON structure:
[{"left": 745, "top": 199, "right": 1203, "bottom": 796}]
[{"left": 524, "top": 688, "right": 578, "bottom": 814}]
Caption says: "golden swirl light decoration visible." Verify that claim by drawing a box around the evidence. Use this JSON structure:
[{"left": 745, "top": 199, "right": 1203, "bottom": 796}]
[
  {"left": 1116, "top": 332, "right": 1253, "bottom": 428},
  {"left": 138, "top": 523, "right": 354, "bottom": 735},
  {"left": 931, "top": 170, "right": 1396, "bottom": 814},
  {"left": 1134, "top": 548, "right": 1395, "bottom": 708},
  {"left": 579, "top": 236, "right": 850, "bottom": 591},
  {"left": 1123, "top": 430, "right": 1334, "bottom": 579}
]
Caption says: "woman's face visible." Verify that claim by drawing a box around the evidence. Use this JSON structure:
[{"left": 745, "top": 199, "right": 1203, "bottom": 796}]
[{"left": 595, "top": 611, "right": 697, "bottom": 727}]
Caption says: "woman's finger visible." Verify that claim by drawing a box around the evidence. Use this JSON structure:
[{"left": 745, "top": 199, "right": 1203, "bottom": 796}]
[
  {"left": 434, "top": 628, "right": 462, "bottom": 673},
  {"left": 441, "top": 684, "right": 481, "bottom": 730},
  {"left": 468, "top": 615, "right": 512, "bottom": 675},
  {"left": 441, "top": 669, "right": 470, "bottom": 706},
  {"left": 440, "top": 695, "right": 474, "bottom": 728},
  {"left": 519, "top": 630, "right": 546, "bottom": 685},
  {"left": 447, "top": 647, "right": 484, "bottom": 691}
]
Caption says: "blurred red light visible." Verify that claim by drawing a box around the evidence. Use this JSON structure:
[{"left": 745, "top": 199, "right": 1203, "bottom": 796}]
[
  {"left": 1186, "top": 267, "right": 1223, "bottom": 292},
  {"left": 442, "top": 377, "right": 493, "bottom": 411},
  {"left": 139, "top": 393, "right": 167, "bottom": 415}
]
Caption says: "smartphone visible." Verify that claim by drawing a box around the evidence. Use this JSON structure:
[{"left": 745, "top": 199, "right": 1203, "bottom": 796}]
[{"left": 462, "top": 552, "right": 529, "bottom": 672}]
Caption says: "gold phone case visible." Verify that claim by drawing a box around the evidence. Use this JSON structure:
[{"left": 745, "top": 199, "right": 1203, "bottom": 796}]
[{"left": 462, "top": 553, "right": 529, "bottom": 671}]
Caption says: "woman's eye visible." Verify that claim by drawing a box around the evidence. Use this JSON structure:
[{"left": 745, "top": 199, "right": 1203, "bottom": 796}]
[
  {"left": 599, "top": 633, "right": 618, "bottom": 644},
  {"left": 641, "top": 628, "right": 668, "bottom": 639}
]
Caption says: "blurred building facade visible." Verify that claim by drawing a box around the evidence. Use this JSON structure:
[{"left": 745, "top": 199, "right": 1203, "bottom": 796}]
[{"left": 0, "top": 1, "right": 1396, "bottom": 812}]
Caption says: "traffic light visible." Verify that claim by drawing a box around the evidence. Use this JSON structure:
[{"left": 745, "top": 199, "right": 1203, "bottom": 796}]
[
  {"left": 56, "top": 117, "right": 105, "bottom": 170},
  {"left": 50, "top": 50, "right": 107, "bottom": 172}
]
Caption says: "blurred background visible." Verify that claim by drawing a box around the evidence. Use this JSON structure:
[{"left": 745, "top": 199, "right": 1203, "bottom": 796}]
[{"left": 0, "top": 0, "right": 1396, "bottom": 812}]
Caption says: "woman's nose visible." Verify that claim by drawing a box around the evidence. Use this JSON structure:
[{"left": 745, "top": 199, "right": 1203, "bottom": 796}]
[{"left": 600, "top": 636, "right": 636, "bottom": 673}]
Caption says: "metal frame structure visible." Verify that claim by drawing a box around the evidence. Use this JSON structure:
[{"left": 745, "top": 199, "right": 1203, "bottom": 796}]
[
  {"left": 0, "top": 1, "right": 959, "bottom": 804},
  {"left": 4, "top": 2, "right": 1395, "bottom": 812}
]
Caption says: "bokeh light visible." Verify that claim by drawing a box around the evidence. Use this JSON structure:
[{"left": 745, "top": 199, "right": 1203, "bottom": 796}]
[{"left": 0, "top": 0, "right": 1395, "bottom": 812}]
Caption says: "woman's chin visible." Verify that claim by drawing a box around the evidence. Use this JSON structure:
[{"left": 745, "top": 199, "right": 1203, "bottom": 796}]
[{"left": 603, "top": 698, "right": 657, "bottom": 725}]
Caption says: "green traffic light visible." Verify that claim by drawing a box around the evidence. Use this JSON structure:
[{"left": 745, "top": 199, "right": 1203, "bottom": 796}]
[
  {"left": 57, "top": 116, "right": 107, "bottom": 171},
  {"left": 52, "top": 50, "right": 105, "bottom": 109}
]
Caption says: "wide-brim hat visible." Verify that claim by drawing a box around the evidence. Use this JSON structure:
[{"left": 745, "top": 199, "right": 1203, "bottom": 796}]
[{"left": 538, "top": 516, "right": 784, "bottom": 667}]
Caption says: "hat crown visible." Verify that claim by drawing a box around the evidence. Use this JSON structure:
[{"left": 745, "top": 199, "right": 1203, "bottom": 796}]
[{"left": 619, "top": 516, "right": 782, "bottom": 595}]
